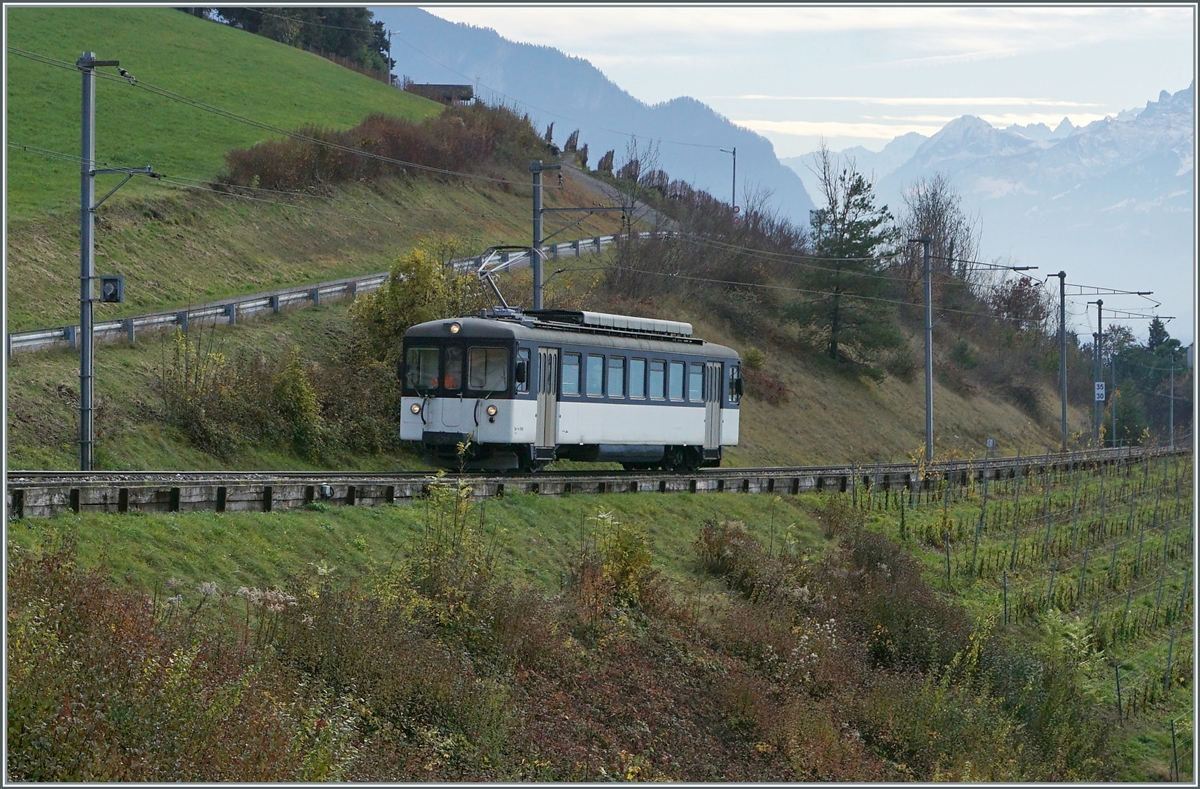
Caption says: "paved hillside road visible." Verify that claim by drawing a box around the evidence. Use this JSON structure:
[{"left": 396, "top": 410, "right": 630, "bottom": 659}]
[{"left": 559, "top": 158, "right": 677, "bottom": 233}]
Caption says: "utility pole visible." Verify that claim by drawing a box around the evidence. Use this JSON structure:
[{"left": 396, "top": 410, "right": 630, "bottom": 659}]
[
  {"left": 529, "top": 159, "right": 560, "bottom": 310},
  {"left": 1090, "top": 299, "right": 1104, "bottom": 446},
  {"left": 909, "top": 236, "right": 934, "bottom": 463},
  {"left": 720, "top": 146, "right": 736, "bottom": 211},
  {"left": 76, "top": 52, "right": 153, "bottom": 471},
  {"left": 78, "top": 52, "right": 102, "bottom": 471},
  {"left": 1057, "top": 271, "right": 1067, "bottom": 451}
]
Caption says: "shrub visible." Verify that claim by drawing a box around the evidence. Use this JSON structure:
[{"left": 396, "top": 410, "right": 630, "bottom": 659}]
[
  {"left": 274, "top": 349, "right": 326, "bottom": 461},
  {"left": 349, "top": 238, "right": 488, "bottom": 364},
  {"left": 743, "top": 367, "right": 790, "bottom": 404},
  {"left": 6, "top": 543, "right": 360, "bottom": 782},
  {"left": 221, "top": 104, "right": 545, "bottom": 192}
]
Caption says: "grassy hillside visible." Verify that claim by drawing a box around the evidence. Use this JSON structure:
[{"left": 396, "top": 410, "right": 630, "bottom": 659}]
[{"left": 5, "top": 6, "right": 441, "bottom": 218}]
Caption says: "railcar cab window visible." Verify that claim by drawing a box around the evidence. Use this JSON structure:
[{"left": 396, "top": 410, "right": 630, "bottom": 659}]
[
  {"left": 586, "top": 354, "right": 605, "bottom": 397},
  {"left": 444, "top": 347, "right": 463, "bottom": 391},
  {"left": 468, "top": 347, "right": 508, "bottom": 391},
  {"left": 562, "top": 353, "right": 582, "bottom": 396},
  {"left": 630, "top": 358, "right": 646, "bottom": 398},
  {"left": 669, "top": 361, "right": 685, "bottom": 401},
  {"left": 405, "top": 347, "right": 439, "bottom": 391},
  {"left": 515, "top": 348, "right": 531, "bottom": 393},
  {"left": 648, "top": 360, "right": 666, "bottom": 399},
  {"left": 607, "top": 356, "right": 625, "bottom": 398},
  {"left": 688, "top": 363, "right": 704, "bottom": 401}
]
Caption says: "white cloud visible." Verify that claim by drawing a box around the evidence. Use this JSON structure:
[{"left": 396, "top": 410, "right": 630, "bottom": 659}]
[
  {"left": 734, "top": 119, "right": 945, "bottom": 140},
  {"left": 419, "top": 6, "right": 1190, "bottom": 42},
  {"left": 716, "top": 96, "right": 1107, "bottom": 108}
]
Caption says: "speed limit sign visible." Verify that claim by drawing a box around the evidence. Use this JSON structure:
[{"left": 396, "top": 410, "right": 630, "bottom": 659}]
[{"left": 1095, "top": 381, "right": 1106, "bottom": 401}]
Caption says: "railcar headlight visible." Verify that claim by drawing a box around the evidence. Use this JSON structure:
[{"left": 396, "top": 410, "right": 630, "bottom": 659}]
[
  {"left": 448, "top": 321, "right": 461, "bottom": 334},
  {"left": 410, "top": 403, "right": 422, "bottom": 414},
  {"left": 486, "top": 405, "right": 498, "bottom": 417}
]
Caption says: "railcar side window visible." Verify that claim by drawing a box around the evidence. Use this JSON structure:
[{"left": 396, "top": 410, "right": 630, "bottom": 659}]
[
  {"left": 649, "top": 360, "right": 665, "bottom": 400},
  {"left": 607, "top": 357, "right": 625, "bottom": 398},
  {"left": 669, "top": 361, "right": 685, "bottom": 401},
  {"left": 516, "top": 348, "right": 531, "bottom": 393},
  {"left": 688, "top": 363, "right": 704, "bottom": 401},
  {"left": 444, "top": 347, "right": 463, "bottom": 391},
  {"left": 405, "top": 347, "right": 440, "bottom": 391},
  {"left": 468, "top": 347, "right": 508, "bottom": 391},
  {"left": 562, "top": 353, "right": 581, "bottom": 396},
  {"left": 629, "top": 358, "right": 646, "bottom": 398},
  {"left": 729, "top": 364, "right": 743, "bottom": 404},
  {"left": 586, "top": 354, "right": 605, "bottom": 397}
]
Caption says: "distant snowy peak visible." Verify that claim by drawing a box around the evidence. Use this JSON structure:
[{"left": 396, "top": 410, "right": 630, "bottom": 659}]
[
  {"left": 907, "top": 115, "right": 1036, "bottom": 168},
  {"left": 1136, "top": 80, "right": 1194, "bottom": 120},
  {"left": 1005, "top": 117, "right": 1076, "bottom": 141}
]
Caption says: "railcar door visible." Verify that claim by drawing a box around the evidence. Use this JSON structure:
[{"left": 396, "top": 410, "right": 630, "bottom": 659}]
[
  {"left": 536, "top": 348, "right": 559, "bottom": 450},
  {"left": 704, "top": 361, "right": 723, "bottom": 449}
]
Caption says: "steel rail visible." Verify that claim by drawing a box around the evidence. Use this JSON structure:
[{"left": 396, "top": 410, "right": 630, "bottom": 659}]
[{"left": 7, "top": 445, "right": 1187, "bottom": 520}]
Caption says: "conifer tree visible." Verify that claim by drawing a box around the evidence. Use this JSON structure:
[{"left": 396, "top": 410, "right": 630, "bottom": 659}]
[{"left": 787, "top": 144, "right": 903, "bottom": 378}]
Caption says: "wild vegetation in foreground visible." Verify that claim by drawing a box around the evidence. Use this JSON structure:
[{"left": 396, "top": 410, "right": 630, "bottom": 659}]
[{"left": 7, "top": 456, "right": 1192, "bottom": 781}]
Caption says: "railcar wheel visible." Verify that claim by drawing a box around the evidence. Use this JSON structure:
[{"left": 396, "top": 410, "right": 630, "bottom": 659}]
[{"left": 662, "top": 446, "right": 686, "bottom": 472}]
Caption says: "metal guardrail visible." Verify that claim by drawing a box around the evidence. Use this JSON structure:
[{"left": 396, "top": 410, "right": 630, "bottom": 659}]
[{"left": 6, "top": 231, "right": 673, "bottom": 356}]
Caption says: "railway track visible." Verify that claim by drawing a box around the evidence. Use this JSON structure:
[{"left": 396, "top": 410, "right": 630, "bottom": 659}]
[{"left": 6, "top": 445, "right": 1185, "bottom": 520}]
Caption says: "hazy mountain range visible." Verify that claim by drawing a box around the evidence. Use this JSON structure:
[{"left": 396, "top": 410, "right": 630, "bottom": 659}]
[
  {"left": 375, "top": 7, "right": 1192, "bottom": 342},
  {"left": 373, "top": 6, "right": 816, "bottom": 220},
  {"left": 787, "top": 83, "right": 1193, "bottom": 340}
]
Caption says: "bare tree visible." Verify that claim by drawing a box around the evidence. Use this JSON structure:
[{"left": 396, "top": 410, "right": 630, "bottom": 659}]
[{"left": 897, "top": 173, "right": 982, "bottom": 304}]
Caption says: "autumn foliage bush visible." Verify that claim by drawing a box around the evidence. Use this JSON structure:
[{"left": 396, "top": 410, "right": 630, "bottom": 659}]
[
  {"left": 6, "top": 540, "right": 359, "bottom": 782},
  {"left": 221, "top": 104, "right": 545, "bottom": 192}
]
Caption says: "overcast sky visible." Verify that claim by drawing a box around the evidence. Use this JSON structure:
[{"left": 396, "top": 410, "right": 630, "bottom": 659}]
[{"left": 414, "top": 3, "right": 1195, "bottom": 158}]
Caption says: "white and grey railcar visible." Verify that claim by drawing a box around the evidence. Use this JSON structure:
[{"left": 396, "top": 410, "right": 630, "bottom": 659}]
[{"left": 399, "top": 309, "right": 743, "bottom": 471}]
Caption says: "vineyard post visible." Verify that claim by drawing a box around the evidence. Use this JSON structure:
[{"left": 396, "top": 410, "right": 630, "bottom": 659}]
[
  {"left": 1171, "top": 718, "right": 1179, "bottom": 782},
  {"left": 1079, "top": 545, "right": 1090, "bottom": 599},
  {"left": 945, "top": 530, "right": 952, "bottom": 589},
  {"left": 974, "top": 448, "right": 992, "bottom": 573},
  {"left": 1173, "top": 469, "right": 1182, "bottom": 520},
  {"left": 1115, "top": 663, "right": 1123, "bottom": 720},
  {"left": 1122, "top": 587, "right": 1133, "bottom": 629},
  {"left": 1154, "top": 566, "right": 1166, "bottom": 620},
  {"left": 1011, "top": 457, "right": 1023, "bottom": 570},
  {"left": 1155, "top": 489, "right": 1165, "bottom": 563},
  {"left": 1135, "top": 522, "right": 1145, "bottom": 579},
  {"left": 1099, "top": 464, "right": 1107, "bottom": 535},
  {"left": 1043, "top": 457, "right": 1055, "bottom": 558},
  {"left": 1002, "top": 571, "right": 1008, "bottom": 625},
  {"left": 1163, "top": 628, "right": 1176, "bottom": 694},
  {"left": 1069, "top": 465, "right": 1082, "bottom": 552},
  {"left": 1127, "top": 485, "right": 1136, "bottom": 536},
  {"left": 1109, "top": 543, "right": 1118, "bottom": 588},
  {"left": 1047, "top": 560, "right": 1058, "bottom": 609}
]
